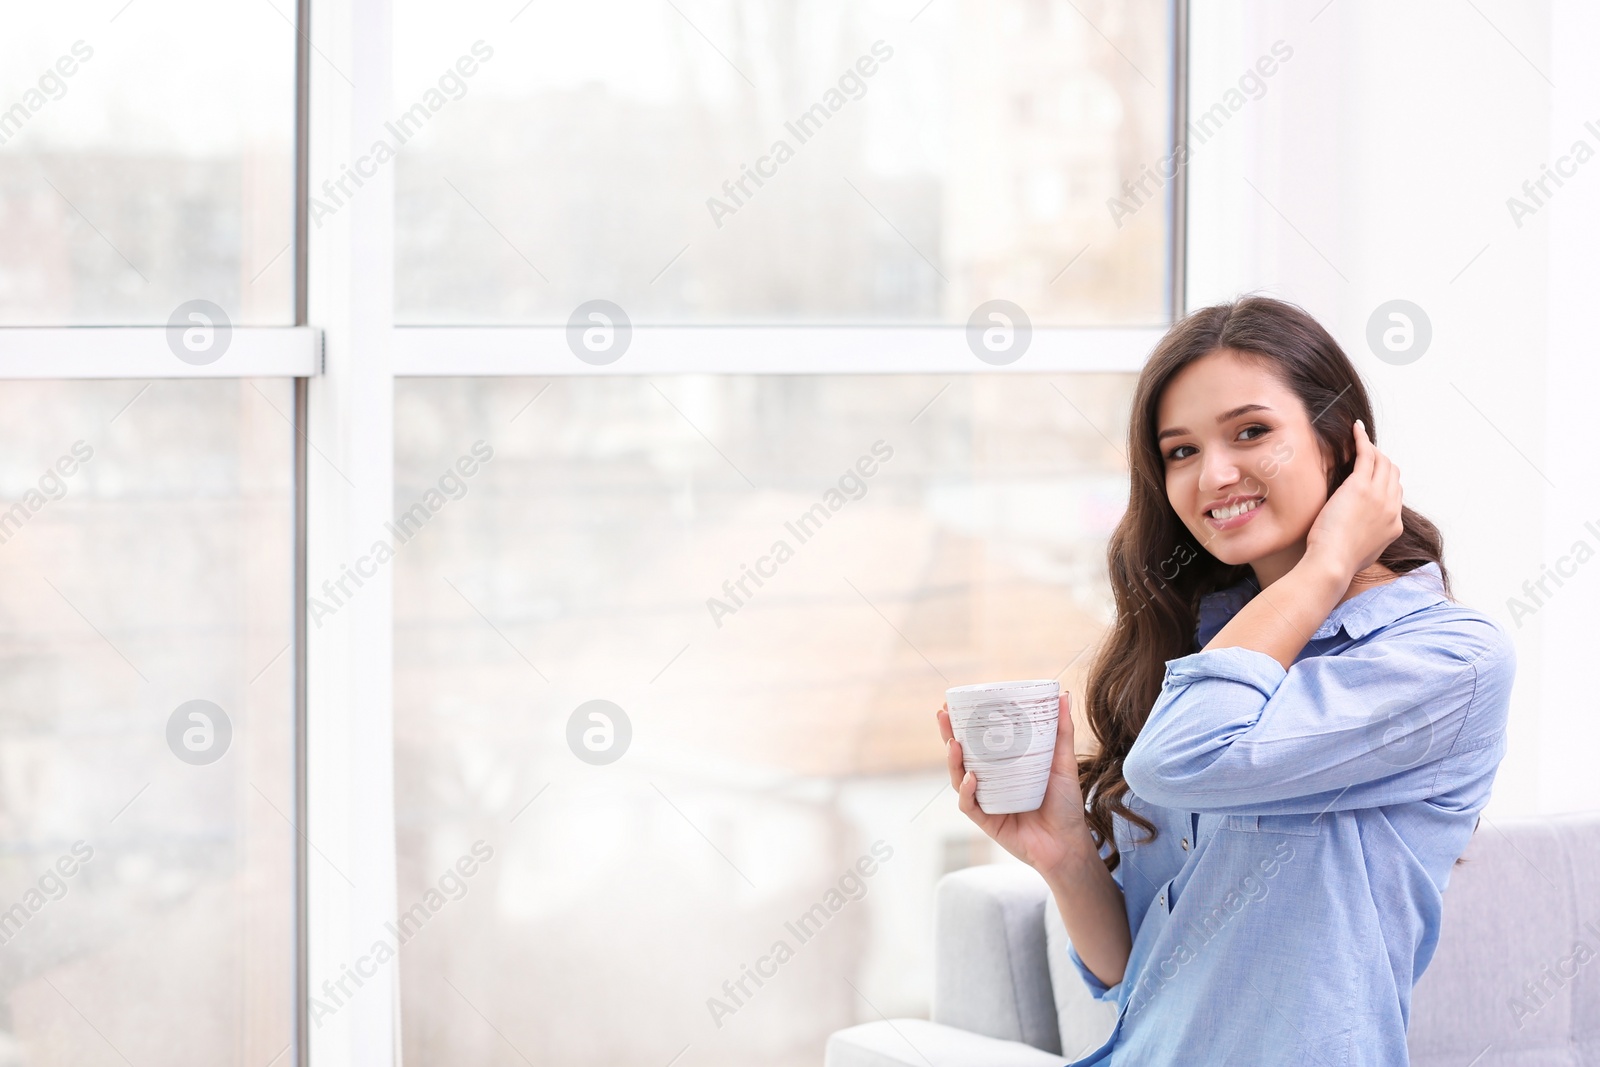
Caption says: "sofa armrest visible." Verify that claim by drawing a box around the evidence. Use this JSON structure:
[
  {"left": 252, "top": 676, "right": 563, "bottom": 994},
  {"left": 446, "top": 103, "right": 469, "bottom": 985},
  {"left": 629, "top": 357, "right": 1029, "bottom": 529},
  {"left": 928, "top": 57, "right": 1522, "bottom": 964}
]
[
  {"left": 825, "top": 1019, "right": 1069, "bottom": 1067},
  {"left": 932, "top": 862, "right": 1061, "bottom": 1055}
]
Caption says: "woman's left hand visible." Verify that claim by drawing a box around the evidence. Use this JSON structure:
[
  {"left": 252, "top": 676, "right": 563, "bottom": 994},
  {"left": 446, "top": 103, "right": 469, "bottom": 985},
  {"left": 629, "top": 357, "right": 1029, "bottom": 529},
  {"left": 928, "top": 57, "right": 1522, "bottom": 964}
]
[{"left": 1305, "top": 419, "right": 1403, "bottom": 578}]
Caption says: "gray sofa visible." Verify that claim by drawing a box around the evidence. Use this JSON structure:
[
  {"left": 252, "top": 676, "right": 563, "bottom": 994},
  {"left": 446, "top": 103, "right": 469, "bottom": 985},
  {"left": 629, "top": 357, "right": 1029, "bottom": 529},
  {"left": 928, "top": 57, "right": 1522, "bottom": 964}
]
[{"left": 826, "top": 811, "right": 1600, "bottom": 1066}]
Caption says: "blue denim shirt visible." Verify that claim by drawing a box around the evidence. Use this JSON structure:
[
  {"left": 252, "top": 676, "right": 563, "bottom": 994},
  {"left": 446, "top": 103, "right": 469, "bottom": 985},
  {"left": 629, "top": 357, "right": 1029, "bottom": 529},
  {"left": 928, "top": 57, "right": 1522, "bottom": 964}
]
[{"left": 1063, "top": 562, "right": 1515, "bottom": 1066}]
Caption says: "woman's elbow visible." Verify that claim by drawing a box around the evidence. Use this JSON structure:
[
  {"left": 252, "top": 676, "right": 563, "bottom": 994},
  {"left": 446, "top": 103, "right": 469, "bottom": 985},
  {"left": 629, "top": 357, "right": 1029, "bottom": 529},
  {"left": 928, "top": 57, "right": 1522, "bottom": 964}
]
[
  {"left": 1124, "top": 740, "right": 1229, "bottom": 809},
  {"left": 1122, "top": 745, "right": 1182, "bottom": 808}
]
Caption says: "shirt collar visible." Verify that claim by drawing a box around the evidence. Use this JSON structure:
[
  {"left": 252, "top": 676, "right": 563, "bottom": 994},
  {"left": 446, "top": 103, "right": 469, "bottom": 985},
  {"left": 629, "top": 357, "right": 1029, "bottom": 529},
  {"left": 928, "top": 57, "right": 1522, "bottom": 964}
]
[{"left": 1195, "top": 561, "right": 1448, "bottom": 647}]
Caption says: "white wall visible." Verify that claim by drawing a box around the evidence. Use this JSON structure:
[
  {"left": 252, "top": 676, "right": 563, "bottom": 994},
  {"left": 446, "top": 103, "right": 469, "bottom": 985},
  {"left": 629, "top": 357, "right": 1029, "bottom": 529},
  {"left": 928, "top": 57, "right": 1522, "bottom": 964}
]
[{"left": 1187, "top": 0, "right": 1599, "bottom": 816}]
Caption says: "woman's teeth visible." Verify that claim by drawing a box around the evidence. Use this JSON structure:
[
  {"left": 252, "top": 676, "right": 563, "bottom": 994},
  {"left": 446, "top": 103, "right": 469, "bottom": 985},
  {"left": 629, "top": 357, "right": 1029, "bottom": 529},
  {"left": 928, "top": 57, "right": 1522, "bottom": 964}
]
[{"left": 1209, "top": 498, "right": 1262, "bottom": 520}]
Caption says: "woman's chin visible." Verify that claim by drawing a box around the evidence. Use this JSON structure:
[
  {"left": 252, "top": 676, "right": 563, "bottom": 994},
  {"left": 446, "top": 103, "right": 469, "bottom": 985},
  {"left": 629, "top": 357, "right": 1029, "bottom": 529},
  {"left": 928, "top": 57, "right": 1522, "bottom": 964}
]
[{"left": 1203, "top": 527, "right": 1286, "bottom": 569}]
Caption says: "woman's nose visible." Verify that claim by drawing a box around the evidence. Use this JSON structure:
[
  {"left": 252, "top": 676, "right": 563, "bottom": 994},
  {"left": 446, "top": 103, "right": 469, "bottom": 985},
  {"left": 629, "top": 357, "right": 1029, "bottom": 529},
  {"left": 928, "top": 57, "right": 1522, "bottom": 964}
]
[{"left": 1198, "top": 452, "right": 1242, "bottom": 493}]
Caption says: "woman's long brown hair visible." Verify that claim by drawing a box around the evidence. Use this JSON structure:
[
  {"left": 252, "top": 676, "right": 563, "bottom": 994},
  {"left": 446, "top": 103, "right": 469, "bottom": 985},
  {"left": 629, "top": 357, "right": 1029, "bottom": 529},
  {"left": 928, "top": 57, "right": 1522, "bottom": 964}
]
[{"left": 1078, "top": 294, "right": 1451, "bottom": 872}]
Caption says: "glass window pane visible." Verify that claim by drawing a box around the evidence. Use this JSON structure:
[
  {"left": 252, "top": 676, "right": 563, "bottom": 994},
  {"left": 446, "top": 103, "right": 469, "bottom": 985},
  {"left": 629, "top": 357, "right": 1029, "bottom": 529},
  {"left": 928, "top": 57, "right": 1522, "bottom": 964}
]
[
  {"left": 0, "top": 6, "right": 296, "bottom": 325},
  {"left": 393, "top": 0, "right": 1172, "bottom": 325},
  {"left": 394, "top": 373, "right": 1134, "bottom": 1064},
  {"left": 0, "top": 379, "right": 295, "bottom": 1063}
]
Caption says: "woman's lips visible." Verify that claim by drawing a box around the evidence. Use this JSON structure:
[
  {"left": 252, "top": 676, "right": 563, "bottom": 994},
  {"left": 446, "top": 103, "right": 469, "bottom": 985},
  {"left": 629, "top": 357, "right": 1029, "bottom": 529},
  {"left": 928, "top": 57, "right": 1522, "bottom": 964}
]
[{"left": 1205, "top": 498, "right": 1264, "bottom": 531}]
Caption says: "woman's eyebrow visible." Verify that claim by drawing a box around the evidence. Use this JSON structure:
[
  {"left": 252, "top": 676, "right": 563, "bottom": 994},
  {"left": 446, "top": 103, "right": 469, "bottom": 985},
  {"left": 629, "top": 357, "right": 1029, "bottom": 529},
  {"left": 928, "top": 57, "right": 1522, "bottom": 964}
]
[{"left": 1157, "top": 404, "right": 1274, "bottom": 442}]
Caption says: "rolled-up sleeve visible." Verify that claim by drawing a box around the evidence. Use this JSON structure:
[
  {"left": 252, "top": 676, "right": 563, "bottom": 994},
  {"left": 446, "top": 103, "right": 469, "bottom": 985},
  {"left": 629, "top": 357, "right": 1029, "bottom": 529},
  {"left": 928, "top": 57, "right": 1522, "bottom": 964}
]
[{"left": 1121, "top": 619, "right": 1514, "bottom": 816}]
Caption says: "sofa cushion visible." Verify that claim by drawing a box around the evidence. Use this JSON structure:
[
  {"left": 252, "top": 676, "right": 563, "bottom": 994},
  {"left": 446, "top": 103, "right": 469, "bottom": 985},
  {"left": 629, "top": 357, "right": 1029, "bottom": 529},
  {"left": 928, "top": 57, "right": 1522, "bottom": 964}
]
[
  {"left": 1407, "top": 812, "right": 1600, "bottom": 1066},
  {"left": 825, "top": 1019, "right": 1068, "bottom": 1067}
]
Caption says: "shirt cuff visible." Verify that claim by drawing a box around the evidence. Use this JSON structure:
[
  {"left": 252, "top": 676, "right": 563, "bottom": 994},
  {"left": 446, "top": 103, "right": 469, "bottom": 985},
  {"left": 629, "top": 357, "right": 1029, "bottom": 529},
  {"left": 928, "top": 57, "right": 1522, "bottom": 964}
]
[
  {"left": 1065, "top": 941, "right": 1120, "bottom": 1002},
  {"left": 1162, "top": 644, "right": 1288, "bottom": 695}
]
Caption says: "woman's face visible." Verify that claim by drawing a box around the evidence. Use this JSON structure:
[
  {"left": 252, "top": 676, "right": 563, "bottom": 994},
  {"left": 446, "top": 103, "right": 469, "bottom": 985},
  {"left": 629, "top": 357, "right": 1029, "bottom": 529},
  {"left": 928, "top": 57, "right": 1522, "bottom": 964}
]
[{"left": 1155, "top": 348, "right": 1334, "bottom": 584}]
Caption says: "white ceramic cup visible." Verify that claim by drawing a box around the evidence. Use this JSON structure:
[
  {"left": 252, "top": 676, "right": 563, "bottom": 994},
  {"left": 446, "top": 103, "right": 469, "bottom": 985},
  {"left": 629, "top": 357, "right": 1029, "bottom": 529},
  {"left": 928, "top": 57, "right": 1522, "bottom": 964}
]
[{"left": 946, "top": 679, "right": 1060, "bottom": 814}]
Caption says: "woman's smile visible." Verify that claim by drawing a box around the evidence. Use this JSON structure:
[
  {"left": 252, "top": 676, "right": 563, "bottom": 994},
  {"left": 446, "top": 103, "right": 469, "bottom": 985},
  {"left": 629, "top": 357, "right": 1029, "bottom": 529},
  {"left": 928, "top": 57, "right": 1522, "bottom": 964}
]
[{"left": 1204, "top": 494, "right": 1266, "bottom": 531}]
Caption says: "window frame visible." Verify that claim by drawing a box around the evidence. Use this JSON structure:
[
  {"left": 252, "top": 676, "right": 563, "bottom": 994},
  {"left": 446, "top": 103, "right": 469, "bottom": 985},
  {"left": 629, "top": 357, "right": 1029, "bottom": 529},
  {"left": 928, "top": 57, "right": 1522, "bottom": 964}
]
[
  {"left": 0, "top": 329, "right": 320, "bottom": 376},
  {"left": 0, "top": 1, "right": 1188, "bottom": 1063}
]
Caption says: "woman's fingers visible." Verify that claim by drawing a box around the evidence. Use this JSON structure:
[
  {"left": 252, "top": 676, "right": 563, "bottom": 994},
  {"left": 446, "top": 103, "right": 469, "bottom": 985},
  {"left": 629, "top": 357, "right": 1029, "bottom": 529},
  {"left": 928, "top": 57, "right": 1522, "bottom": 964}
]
[
  {"left": 943, "top": 719, "right": 965, "bottom": 791},
  {"left": 938, "top": 704, "right": 964, "bottom": 790},
  {"left": 956, "top": 768, "right": 998, "bottom": 834},
  {"left": 1052, "top": 693, "right": 1077, "bottom": 770},
  {"left": 1355, "top": 420, "right": 1405, "bottom": 523},
  {"left": 1370, "top": 454, "right": 1391, "bottom": 500},
  {"left": 1349, "top": 422, "right": 1406, "bottom": 561},
  {"left": 1352, "top": 419, "right": 1376, "bottom": 480},
  {"left": 1035, "top": 693, "right": 1082, "bottom": 823},
  {"left": 943, "top": 708, "right": 995, "bottom": 833},
  {"left": 1367, "top": 435, "right": 1401, "bottom": 520}
]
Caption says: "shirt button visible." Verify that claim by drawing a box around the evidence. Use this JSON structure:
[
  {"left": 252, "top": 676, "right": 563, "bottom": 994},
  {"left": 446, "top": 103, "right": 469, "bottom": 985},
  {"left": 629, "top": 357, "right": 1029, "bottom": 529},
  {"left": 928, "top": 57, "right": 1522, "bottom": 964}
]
[{"left": 1181, "top": 837, "right": 1190, "bottom": 850}]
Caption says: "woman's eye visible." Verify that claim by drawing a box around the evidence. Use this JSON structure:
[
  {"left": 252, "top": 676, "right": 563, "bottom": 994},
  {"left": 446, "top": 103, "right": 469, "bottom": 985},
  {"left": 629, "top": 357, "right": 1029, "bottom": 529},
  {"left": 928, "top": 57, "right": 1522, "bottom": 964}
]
[{"left": 1165, "top": 426, "right": 1268, "bottom": 461}]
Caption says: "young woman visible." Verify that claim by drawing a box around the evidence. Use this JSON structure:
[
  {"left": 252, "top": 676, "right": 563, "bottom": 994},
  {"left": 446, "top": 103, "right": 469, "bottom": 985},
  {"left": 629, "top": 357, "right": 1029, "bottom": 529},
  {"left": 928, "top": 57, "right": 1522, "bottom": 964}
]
[{"left": 936, "top": 296, "right": 1516, "bottom": 1066}]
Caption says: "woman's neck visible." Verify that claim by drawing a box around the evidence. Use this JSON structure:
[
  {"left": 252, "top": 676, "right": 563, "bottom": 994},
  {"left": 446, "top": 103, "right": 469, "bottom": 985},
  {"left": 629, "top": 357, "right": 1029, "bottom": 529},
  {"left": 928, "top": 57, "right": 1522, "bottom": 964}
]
[
  {"left": 1250, "top": 548, "right": 1397, "bottom": 605},
  {"left": 1335, "top": 562, "right": 1399, "bottom": 606}
]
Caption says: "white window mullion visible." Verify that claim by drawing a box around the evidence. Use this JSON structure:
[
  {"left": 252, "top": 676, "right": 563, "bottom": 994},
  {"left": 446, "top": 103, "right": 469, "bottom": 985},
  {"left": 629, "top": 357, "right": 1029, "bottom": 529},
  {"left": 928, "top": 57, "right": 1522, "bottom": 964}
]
[{"left": 304, "top": 1, "right": 399, "bottom": 1065}]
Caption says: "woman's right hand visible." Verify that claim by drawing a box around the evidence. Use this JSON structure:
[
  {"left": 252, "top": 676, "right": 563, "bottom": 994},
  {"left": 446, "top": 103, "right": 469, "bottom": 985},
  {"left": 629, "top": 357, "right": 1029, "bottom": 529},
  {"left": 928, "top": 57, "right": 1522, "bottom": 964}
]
[{"left": 937, "top": 693, "right": 1102, "bottom": 879}]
